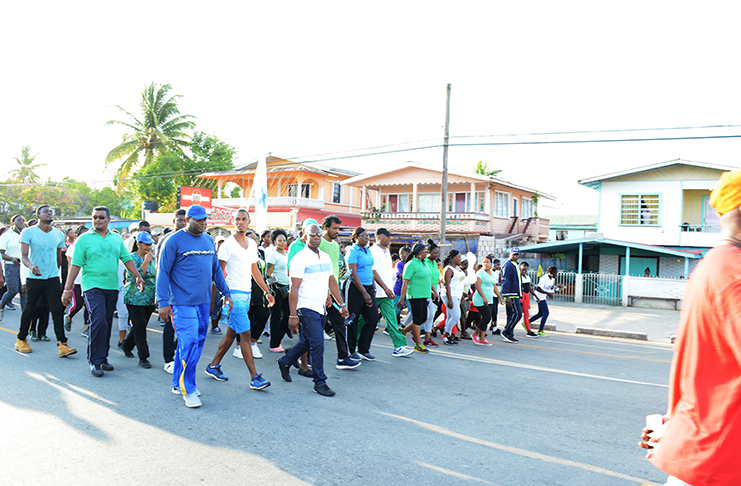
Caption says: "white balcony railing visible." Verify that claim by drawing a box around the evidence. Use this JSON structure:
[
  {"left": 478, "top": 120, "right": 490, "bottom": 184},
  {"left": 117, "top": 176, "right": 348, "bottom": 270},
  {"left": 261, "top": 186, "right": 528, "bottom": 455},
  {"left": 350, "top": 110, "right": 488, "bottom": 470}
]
[
  {"left": 362, "top": 211, "right": 490, "bottom": 221},
  {"left": 212, "top": 197, "right": 324, "bottom": 210}
]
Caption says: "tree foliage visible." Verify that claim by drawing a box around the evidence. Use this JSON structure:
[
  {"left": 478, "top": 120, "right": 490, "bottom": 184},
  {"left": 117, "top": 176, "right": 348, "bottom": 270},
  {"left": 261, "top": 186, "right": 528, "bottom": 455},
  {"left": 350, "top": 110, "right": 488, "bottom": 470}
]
[
  {"left": 473, "top": 160, "right": 502, "bottom": 177},
  {"left": 7, "top": 146, "right": 46, "bottom": 184},
  {"left": 105, "top": 82, "right": 196, "bottom": 191},
  {"left": 0, "top": 178, "right": 135, "bottom": 222},
  {"left": 132, "top": 131, "right": 236, "bottom": 213}
]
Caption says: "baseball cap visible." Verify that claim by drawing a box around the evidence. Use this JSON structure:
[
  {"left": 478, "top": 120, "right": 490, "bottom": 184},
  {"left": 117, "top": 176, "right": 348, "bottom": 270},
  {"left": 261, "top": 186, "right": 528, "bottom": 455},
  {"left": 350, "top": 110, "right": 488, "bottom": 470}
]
[
  {"left": 509, "top": 247, "right": 521, "bottom": 254},
  {"left": 376, "top": 228, "right": 392, "bottom": 236},
  {"left": 301, "top": 218, "right": 319, "bottom": 229},
  {"left": 709, "top": 168, "right": 741, "bottom": 216},
  {"left": 186, "top": 205, "right": 208, "bottom": 219},
  {"left": 137, "top": 231, "right": 155, "bottom": 244}
]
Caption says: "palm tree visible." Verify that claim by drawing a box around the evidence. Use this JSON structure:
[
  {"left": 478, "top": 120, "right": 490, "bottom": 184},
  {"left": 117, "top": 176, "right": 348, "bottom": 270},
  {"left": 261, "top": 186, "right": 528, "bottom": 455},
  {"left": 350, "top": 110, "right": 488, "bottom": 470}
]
[
  {"left": 106, "top": 82, "right": 196, "bottom": 189},
  {"left": 9, "top": 146, "right": 46, "bottom": 183}
]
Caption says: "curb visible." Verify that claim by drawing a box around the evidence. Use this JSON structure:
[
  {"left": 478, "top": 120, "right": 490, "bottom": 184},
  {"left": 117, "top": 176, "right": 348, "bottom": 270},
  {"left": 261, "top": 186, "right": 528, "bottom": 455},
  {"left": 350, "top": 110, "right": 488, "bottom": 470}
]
[{"left": 574, "top": 327, "right": 648, "bottom": 341}]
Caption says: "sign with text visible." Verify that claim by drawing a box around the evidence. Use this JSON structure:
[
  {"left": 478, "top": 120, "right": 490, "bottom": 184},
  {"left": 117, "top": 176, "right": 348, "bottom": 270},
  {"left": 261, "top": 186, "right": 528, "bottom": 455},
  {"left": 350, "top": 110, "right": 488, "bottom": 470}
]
[
  {"left": 208, "top": 205, "right": 234, "bottom": 226},
  {"left": 178, "top": 186, "right": 213, "bottom": 211}
]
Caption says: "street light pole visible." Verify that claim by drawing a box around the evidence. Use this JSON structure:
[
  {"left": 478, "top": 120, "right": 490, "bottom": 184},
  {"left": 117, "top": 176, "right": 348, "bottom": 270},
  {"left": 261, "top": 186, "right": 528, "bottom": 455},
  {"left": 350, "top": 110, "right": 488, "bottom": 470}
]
[{"left": 440, "top": 83, "right": 451, "bottom": 246}]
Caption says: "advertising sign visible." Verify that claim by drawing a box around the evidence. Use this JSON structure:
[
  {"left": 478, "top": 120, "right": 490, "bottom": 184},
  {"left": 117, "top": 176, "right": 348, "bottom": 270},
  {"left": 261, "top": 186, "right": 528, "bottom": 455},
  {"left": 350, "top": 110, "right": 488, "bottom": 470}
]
[
  {"left": 209, "top": 205, "right": 233, "bottom": 226},
  {"left": 178, "top": 186, "right": 213, "bottom": 211}
]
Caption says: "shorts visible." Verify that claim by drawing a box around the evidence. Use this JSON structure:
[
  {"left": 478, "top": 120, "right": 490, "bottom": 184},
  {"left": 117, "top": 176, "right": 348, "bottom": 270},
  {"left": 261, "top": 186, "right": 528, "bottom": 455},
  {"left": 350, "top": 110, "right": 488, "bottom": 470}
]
[
  {"left": 408, "top": 297, "right": 429, "bottom": 326},
  {"left": 229, "top": 290, "right": 252, "bottom": 334}
]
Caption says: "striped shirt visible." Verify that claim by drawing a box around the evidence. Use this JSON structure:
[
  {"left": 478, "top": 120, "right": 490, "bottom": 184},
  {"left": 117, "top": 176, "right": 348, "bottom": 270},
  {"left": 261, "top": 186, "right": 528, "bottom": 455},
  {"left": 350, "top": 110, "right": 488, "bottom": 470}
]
[{"left": 289, "top": 245, "right": 333, "bottom": 315}]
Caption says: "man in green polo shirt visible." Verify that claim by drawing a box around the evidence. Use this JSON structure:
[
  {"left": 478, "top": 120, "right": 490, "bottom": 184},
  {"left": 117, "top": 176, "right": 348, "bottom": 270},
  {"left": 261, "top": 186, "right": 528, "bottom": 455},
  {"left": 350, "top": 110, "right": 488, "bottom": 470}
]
[{"left": 63, "top": 206, "right": 144, "bottom": 377}]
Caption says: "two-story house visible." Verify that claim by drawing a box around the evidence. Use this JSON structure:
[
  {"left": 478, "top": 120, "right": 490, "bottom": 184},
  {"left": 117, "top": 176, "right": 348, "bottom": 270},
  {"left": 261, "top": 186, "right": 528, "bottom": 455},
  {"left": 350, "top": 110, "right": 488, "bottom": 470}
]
[
  {"left": 195, "top": 154, "right": 363, "bottom": 234},
  {"left": 340, "top": 161, "right": 553, "bottom": 253}
]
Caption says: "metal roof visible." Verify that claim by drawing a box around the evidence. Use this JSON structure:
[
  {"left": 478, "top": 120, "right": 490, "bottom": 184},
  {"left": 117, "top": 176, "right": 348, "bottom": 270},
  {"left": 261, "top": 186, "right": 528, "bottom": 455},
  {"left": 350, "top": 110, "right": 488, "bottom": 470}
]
[{"left": 518, "top": 237, "right": 703, "bottom": 259}]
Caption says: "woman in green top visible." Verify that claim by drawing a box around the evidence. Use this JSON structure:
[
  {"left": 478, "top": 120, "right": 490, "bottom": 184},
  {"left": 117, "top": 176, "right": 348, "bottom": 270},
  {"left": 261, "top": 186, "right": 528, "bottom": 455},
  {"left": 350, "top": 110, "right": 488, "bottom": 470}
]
[
  {"left": 397, "top": 243, "right": 438, "bottom": 354},
  {"left": 121, "top": 232, "right": 157, "bottom": 368},
  {"left": 472, "top": 255, "right": 503, "bottom": 346}
]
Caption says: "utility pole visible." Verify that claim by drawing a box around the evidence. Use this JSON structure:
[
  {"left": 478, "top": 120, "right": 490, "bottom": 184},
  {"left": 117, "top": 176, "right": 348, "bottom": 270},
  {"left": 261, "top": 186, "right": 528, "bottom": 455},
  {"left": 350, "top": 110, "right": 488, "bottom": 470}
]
[{"left": 440, "top": 83, "right": 451, "bottom": 246}]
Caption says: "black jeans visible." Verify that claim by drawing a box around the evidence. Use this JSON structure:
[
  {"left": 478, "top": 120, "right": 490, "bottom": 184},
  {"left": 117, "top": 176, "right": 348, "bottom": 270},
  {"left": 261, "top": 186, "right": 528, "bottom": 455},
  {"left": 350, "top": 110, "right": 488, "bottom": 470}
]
[
  {"left": 163, "top": 316, "right": 175, "bottom": 363},
  {"left": 269, "top": 284, "right": 290, "bottom": 348},
  {"left": 83, "top": 288, "right": 118, "bottom": 366},
  {"left": 123, "top": 304, "right": 155, "bottom": 360},
  {"left": 326, "top": 302, "right": 349, "bottom": 360},
  {"left": 18, "top": 277, "right": 67, "bottom": 343},
  {"left": 347, "top": 284, "right": 378, "bottom": 355},
  {"left": 475, "top": 304, "right": 492, "bottom": 332}
]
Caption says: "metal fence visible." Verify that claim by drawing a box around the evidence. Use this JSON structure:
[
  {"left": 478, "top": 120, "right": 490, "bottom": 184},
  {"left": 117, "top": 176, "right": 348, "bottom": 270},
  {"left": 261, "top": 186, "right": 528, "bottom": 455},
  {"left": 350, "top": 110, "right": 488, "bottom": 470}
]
[
  {"left": 526, "top": 270, "right": 576, "bottom": 303},
  {"left": 583, "top": 273, "right": 623, "bottom": 306}
]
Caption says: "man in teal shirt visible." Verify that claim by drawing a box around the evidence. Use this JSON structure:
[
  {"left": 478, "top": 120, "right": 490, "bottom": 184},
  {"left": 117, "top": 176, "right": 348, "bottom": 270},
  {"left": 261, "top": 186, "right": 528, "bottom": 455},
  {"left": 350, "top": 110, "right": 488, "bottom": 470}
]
[
  {"left": 15, "top": 205, "right": 77, "bottom": 357},
  {"left": 63, "top": 206, "right": 144, "bottom": 377}
]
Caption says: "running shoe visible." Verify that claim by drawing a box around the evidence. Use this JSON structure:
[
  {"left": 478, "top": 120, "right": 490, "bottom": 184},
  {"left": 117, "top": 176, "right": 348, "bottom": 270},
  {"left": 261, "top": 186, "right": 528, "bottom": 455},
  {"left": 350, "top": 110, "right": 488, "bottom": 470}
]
[
  {"left": 336, "top": 358, "right": 361, "bottom": 369},
  {"left": 183, "top": 392, "right": 202, "bottom": 408},
  {"left": 64, "top": 315, "right": 72, "bottom": 332},
  {"left": 491, "top": 328, "right": 502, "bottom": 335},
  {"left": 442, "top": 335, "right": 453, "bottom": 345},
  {"left": 424, "top": 338, "right": 439, "bottom": 348},
  {"left": 349, "top": 352, "right": 362, "bottom": 361},
  {"left": 392, "top": 347, "right": 414, "bottom": 357},
  {"left": 172, "top": 387, "right": 201, "bottom": 396},
  {"left": 251, "top": 342, "right": 262, "bottom": 359},
  {"left": 526, "top": 331, "right": 539, "bottom": 338},
  {"left": 205, "top": 364, "right": 228, "bottom": 381},
  {"left": 501, "top": 334, "right": 517, "bottom": 343},
  {"left": 233, "top": 346, "right": 243, "bottom": 359},
  {"left": 414, "top": 344, "right": 429, "bottom": 354},
  {"left": 81, "top": 328, "right": 89, "bottom": 338},
  {"left": 269, "top": 345, "right": 284, "bottom": 353},
  {"left": 471, "top": 334, "right": 481, "bottom": 345},
  {"left": 359, "top": 352, "right": 376, "bottom": 361},
  {"left": 250, "top": 373, "right": 271, "bottom": 390},
  {"left": 39, "top": 335, "right": 51, "bottom": 342},
  {"left": 480, "top": 339, "right": 493, "bottom": 346},
  {"left": 210, "top": 327, "right": 222, "bottom": 335},
  {"left": 29, "top": 331, "right": 38, "bottom": 342},
  {"left": 164, "top": 361, "right": 174, "bottom": 374},
  {"left": 537, "top": 331, "right": 548, "bottom": 337}
]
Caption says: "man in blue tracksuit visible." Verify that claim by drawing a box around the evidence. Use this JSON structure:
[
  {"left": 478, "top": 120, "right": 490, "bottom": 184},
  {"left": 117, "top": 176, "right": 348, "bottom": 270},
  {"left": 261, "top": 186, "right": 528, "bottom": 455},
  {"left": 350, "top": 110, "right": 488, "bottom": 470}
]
[
  {"left": 157, "top": 205, "right": 232, "bottom": 408},
  {"left": 500, "top": 247, "right": 522, "bottom": 343}
]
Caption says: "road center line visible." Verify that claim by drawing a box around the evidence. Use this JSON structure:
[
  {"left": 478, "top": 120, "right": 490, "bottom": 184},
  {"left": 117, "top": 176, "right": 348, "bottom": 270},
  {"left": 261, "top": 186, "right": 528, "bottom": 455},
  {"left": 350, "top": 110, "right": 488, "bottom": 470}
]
[{"left": 381, "top": 412, "right": 660, "bottom": 485}]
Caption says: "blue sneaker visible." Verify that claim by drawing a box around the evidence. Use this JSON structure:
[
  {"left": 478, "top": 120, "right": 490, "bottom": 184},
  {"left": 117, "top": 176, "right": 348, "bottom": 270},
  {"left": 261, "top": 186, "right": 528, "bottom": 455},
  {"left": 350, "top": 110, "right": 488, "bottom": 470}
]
[
  {"left": 336, "top": 358, "right": 361, "bottom": 370},
  {"left": 250, "top": 373, "right": 271, "bottom": 390},
  {"left": 349, "top": 352, "right": 362, "bottom": 361},
  {"left": 205, "top": 364, "right": 228, "bottom": 381},
  {"left": 210, "top": 327, "right": 222, "bottom": 335}
]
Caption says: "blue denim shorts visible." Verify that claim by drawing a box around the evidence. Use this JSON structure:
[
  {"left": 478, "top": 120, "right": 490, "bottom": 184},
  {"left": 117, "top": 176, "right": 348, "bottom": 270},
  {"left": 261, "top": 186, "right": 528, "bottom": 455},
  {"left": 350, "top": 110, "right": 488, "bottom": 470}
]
[{"left": 229, "top": 290, "right": 252, "bottom": 334}]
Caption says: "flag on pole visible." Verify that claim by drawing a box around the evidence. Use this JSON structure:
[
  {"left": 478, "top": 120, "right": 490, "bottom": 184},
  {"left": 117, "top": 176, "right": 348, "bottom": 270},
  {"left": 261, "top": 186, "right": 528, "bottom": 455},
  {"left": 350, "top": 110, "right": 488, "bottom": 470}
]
[
  {"left": 252, "top": 154, "right": 268, "bottom": 233},
  {"left": 536, "top": 264, "right": 544, "bottom": 278}
]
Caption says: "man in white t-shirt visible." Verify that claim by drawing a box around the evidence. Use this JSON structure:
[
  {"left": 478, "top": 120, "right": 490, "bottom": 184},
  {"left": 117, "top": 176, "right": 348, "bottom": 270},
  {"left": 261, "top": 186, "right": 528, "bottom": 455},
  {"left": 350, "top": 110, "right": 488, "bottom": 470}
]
[
  {"left": 0, "top": 215, "right": 26, "bottom": 319},
  {"left": 204, "top": 209, "right": 275, "bottom": 390},
  {"left": 529, "top": 265, "right": 558, "bottom": 336},
  {"left": 370, "top": 229, "right": 413, "bottom": 357},
  {"left": 277, "top": 224, "right": 348, "bottom": 396}
]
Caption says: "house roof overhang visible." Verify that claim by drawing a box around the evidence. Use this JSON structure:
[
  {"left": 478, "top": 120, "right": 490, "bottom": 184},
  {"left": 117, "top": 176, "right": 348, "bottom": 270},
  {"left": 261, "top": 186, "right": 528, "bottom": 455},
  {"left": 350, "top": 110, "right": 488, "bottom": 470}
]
[{"left": 518, "top": 237, "right": 703, "bottom": 259}]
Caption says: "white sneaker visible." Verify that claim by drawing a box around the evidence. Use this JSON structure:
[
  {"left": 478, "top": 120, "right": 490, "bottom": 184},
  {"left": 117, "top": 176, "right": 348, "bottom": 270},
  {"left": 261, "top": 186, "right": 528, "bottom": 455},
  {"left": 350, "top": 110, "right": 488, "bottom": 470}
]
[
  {"left": 183, "top": 391, "right": 202, "bottom": 408},
  {"left": 164, "top": 361, "right": 174, "bottom": 374},
  {"left": 172, "top": 386, "right": 200, "bottom": 396},
  {"left": 324, "top": 331, "right": 332, "bottom": 340},
  {"left": 392, "top": 347, "right": 414, "bottom": 357},
  {"left": 251, "top": 342, "right": 262, "bottom": 359},
  {"left": 232, "top": 346, "right": 243, "bottom": 359}
]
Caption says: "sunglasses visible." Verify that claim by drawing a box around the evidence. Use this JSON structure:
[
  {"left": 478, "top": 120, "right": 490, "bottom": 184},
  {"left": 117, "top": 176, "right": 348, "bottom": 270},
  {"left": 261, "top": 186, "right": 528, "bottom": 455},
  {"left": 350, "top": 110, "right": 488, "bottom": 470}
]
[
  {"left": 307, "top": 232, "right": 322, "bottom": 237},
  {"left": 92, "top": 215, "right": 107, "bottom": 220}
]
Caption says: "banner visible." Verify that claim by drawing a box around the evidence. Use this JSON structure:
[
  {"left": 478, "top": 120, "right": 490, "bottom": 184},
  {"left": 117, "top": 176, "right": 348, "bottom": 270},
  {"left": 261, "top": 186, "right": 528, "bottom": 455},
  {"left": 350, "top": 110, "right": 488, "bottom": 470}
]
[
  {"left": 178, "top": 186, "right": 212, "bottom": 211},
  {"left": 208, "top": 205, "right": 233, "bottom": 226}
]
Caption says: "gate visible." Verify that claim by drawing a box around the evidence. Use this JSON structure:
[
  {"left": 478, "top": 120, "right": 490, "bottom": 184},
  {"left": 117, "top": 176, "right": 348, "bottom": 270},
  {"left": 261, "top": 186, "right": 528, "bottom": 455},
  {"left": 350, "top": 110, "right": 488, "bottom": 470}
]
[{"left": 583, "top": 273, "right": 622, "bottom": 306}]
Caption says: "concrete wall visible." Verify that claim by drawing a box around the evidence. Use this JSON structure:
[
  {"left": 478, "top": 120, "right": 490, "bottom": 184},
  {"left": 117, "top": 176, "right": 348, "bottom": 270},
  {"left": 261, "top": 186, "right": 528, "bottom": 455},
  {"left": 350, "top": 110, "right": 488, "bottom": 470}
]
[{"left": 623, "top": 276, "right": 686, "bottom": 310}]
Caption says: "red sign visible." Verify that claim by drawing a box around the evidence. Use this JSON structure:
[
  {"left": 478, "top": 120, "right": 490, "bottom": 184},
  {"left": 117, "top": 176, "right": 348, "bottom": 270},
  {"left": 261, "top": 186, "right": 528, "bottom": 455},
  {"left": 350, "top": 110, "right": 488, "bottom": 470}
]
[
  {"left": 208, "top": 205, "right": 233, "bottom": 226},
  {"left": 178, "top": 186, "right": 212, "bottom": 211}
]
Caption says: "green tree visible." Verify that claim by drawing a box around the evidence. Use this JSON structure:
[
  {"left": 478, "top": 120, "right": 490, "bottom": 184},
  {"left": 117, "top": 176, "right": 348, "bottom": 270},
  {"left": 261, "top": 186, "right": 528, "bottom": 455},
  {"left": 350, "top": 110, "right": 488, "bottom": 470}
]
[
  {"left": 132, "top": 132, "right": 236, "bottom": 213},
  {"left": 105, "top": 82, "right": 196, "bottom": 190},
  {"left": 473, "top": 160, "right": 502, "bottom": 177},
  {"left": 8, "top": 146, "right": 46, "bottom": 183}
]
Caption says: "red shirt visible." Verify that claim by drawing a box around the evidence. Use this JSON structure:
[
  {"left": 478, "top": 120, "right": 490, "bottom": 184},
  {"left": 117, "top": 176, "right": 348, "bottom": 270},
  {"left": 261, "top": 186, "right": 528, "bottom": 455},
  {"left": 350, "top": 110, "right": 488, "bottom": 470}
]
[{"left": 651, "top": 244, "right": 741, "bottom": 485}]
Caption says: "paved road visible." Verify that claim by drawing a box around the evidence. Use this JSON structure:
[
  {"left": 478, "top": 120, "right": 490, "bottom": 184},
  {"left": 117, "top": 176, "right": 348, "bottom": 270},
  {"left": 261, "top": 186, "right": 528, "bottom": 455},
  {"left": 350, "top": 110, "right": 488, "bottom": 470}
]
[{"left": 0, "top": 307, "right": 672, "bottom": 486}]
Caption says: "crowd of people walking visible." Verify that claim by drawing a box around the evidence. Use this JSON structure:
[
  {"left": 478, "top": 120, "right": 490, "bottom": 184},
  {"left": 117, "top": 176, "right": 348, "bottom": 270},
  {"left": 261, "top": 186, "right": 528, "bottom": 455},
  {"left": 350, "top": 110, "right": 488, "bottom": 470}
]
[{"left": 2, "top": 204, "right": 558, "bottom": 408}]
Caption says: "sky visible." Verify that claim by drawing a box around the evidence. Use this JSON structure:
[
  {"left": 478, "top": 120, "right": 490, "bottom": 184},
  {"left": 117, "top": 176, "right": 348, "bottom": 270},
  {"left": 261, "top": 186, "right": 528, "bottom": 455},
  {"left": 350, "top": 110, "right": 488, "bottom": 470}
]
[{"left": 2, "top": 1, "right": 741, "bottom": 216}]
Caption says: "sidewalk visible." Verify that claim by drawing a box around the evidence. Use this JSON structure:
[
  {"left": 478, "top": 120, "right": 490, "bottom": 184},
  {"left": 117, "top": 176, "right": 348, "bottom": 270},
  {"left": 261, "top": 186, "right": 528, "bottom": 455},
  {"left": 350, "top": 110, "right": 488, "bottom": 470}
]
[{"left": 544, "top": 301, "right": 680, "bottom": 343}]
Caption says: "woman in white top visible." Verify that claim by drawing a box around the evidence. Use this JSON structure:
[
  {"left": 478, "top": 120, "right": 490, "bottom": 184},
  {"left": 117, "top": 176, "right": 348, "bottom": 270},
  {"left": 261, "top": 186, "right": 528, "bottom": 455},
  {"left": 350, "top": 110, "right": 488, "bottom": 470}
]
[
  {"left": 441, "top": 250, "right": 465, "bottom": 345},
  {"left": 529, "top": 265, "right": 559, "bottom": 336}
]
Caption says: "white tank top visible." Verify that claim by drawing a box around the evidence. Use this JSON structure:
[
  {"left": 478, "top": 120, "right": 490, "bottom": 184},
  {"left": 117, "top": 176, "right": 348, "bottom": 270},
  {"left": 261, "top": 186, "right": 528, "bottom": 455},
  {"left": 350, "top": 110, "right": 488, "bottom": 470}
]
[{"left": 444, "top": 265, "right": 465, "bottom": 297}]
